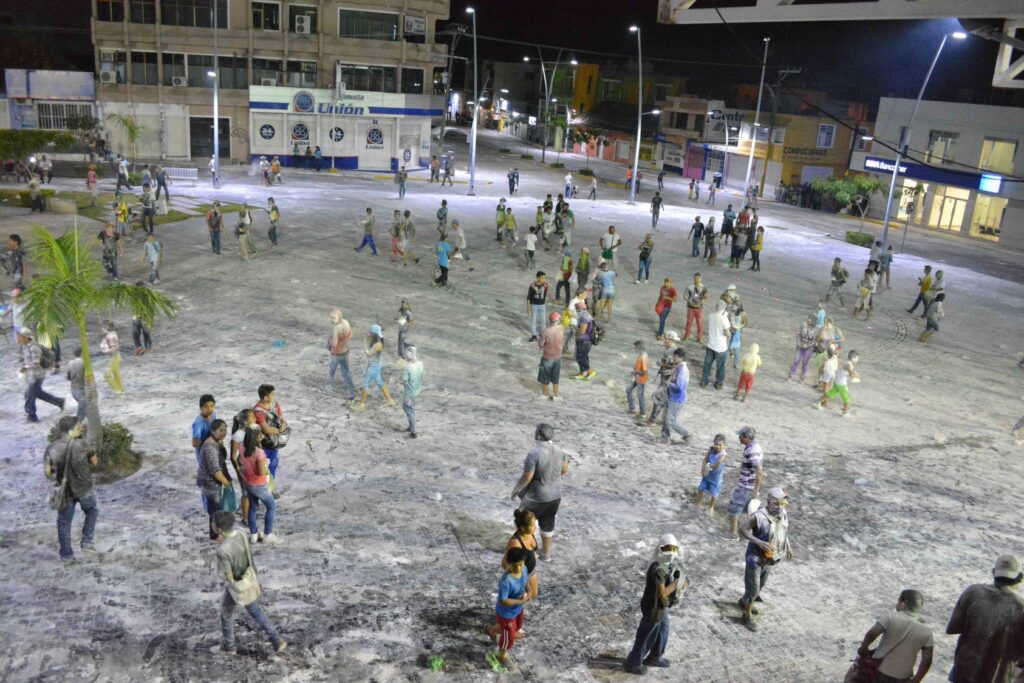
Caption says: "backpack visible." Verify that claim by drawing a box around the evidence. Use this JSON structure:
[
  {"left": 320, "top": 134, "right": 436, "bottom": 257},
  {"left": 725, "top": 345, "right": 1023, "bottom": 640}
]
[
  {"left": 39, "top": 345, "right": 56, "bottom": 369},
  {"left": 590, "top": 319, "right": 605, "bottom": 345}
]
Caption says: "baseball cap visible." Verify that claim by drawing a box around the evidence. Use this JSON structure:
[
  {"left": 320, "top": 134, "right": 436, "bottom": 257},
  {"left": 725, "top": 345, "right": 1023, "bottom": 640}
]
[
  {"left": 993, "top": 554, "right": 1022, "bottom": 579},
  {"left": 736, "top": 425, "right": 756, "bottom": 438},
  {"left": 16, "top": 328, "right": 33, "bottom": 339},
  {"left": 370, "top": 324, "right": 383, "bottom": 336},
  {"left": 727, "top": 283, "right": 737, "bottom": 291},
  {"left": 768, "top": 486, "right": 788, "bottom": 501},
  {"left": 664, "top": 330, "right": 681, "bottom": 341},
  {"left": 548, "top": 312, "right": 560, "bottom": 322},
  {"left": 659, "top": 533, "right": 679, "bottom": 549}
]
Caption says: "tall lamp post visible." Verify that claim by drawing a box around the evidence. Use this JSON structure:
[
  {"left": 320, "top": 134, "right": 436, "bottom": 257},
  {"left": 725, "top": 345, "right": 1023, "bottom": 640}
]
[
  {"left": 878, "top": 30, "right": 966, "bottom": 246},
  {"left": 465, "top": 7, "right": 478, "bottom": 195},
  {"left": 743, "top": 37, "right": 770, "bottom": 201},
  {"left": 628, "top": 25, "right": 642, "bottom": 205},
  {"left": 524, "top": 52, "right": 574, "bottom": 163},
  {"left": 209, "top": 0, "right": 220, "bottom": 188}
]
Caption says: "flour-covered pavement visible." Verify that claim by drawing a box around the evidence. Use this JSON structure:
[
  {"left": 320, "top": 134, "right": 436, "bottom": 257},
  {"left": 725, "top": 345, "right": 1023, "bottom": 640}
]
[{"left": 1, "top": 134, "right": 1022, "bottom": 682}]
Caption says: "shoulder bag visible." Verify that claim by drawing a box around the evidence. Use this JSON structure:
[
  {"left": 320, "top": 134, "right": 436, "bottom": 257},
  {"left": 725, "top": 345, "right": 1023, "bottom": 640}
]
[
  {"left": 227, "top": 534, "right": 262, "bottom": 607},
  {"left": 47, "top": 442, "right": 71, "bottom": 511}
]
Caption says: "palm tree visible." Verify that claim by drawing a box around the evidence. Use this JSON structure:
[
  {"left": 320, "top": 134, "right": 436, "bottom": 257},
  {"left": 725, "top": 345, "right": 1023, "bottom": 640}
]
[
  {"left": 20, "top": 221, "right": 175, "bottom": 447},
  {"left": 105, "top": 113, "right": 142, "bottom": 170}
]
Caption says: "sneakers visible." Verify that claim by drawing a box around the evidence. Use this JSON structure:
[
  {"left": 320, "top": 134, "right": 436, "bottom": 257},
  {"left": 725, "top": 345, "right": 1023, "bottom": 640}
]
[
  {"left": 262, "top": 533, "right": 281, "bottom": 545},
  {"left": 275, "top": 641, "right": 288, "bottom": 654},
  {"left": 81, "top": 543, "right": 98, "bottom": 554},
  {"left": 528, "top": 335, "right": 538, "bottom": 342},
  {"left": 643, "top": 657, "right": 670, "bottom": 668},
  {"left": 410, "top": 432, "right": 417, "bottom": 439},
  {"left": 250, "top": 532, "right": 261, "bottom": 544},
  {"left": 623, "top": 663, "right": 645, "bottom": 675},
  {"left": 573, "top": 373, "right": 586, "bottom": 380},
  {"left": 586, "top": 369, "right": 597, "bottom": 379}
]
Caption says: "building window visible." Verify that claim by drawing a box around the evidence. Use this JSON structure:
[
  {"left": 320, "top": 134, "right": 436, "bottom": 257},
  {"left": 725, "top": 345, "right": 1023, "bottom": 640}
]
[
  {"left": 131, "top": 51, "right": 159, "bottom": 85},
  {"left": 187, "top": 54, "right": 213, "bottom": 88},
  {"left": 252, "top": 1, "right": 280, "bottom": 31},
  {"left": 816, "top": 123, "right": 836, "bottom": 149},
  {"left": 854, "top": 126, "right": 869, "bottom": 151},
  {"left": 253, "top": 58, "right": 282, "bottom": 86},
  {"left": 162, "top": 0, "right": 227, "bottom": 28},
  {"left": 601, "top": 79, "right": 621, "bottom": 102},
  {"left": 218, "top": 56, "right": 248, "bottom": 89},
  {"left": 338, "top": 9, "right": 399, "bottom": 41},
  {"left": 130, "top": 0, "right": 156, "bottom": 23},
  {"left": 99, "top": 50, "right": 127, "bottom": 84},
  {"left": 401, "top": 68, "right": 423, "bottom": 94},
  {"left": 289, "top": 4, "right": 317, "bottom": 34},
  {"left": 337, "top": 64, "right": 396, "bottom": 93},
  {"left": 926, "top": 130, "right": 958, "bottom": 164},
  {"left": 653, "top": 83, "right": 671, "bottom": 102},
  {"left": 162, "top": 53, "right": 186, "bottom": 86},
  {"left": 286, "top": 60, "right": 317, "bottom": 87},
  {"left": 771, "top": 126, "right": 786, "bottom": 145},
  {"left": 97, "top": 0, "right": 125, "bottom": 22},
  {"left": 979, "top": 137, "right": 1017, "bottom": 175},
  {"left": 37, "top": 103, "right": 94, "bottom": 130}
]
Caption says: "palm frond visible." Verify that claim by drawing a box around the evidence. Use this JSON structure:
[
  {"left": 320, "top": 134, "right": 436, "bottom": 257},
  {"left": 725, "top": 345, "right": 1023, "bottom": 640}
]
[
  {"left": 20, "top": 274, "right": 88, "bottom": 338},
  {"left": 96, "top": 281, "right": 176, "bottom": 326}
]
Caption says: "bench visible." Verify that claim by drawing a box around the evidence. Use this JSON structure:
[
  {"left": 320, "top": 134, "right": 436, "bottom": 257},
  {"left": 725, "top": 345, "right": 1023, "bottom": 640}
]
[{"left": 165, "top": 167, "right": 198, "bottom": 187}]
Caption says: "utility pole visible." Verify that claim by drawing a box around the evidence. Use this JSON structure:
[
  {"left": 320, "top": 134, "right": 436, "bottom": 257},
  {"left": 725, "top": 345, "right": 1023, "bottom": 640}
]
[
  {"left": 759, "top": 67, "right": 800, "bottom": 200},
  {"left": 436, "top": 25, "right": 467, "bottom": 155}
]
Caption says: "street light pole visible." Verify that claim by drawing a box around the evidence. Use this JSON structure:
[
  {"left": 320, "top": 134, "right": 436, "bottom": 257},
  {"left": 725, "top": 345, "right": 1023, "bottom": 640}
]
[
  {"left": 743, "top": 37, "right": 770, "bottom": 201},
  {"left": 466, "top": 7, "right": 478, "bottom": 196},
  {"left": 211, "top": 0, "right": 220, "bottom": 188},
  {"left": 879, "top": 32, "right": 964, "bottom": 246},
  {"left": 629, "top": 25, "right": 642, "bottom": 205}
]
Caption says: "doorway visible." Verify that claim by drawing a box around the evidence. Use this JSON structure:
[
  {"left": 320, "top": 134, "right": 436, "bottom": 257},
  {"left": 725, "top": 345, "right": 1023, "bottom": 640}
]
[{"left": 189, "top": 117, "right": 230, "bottom": 160}]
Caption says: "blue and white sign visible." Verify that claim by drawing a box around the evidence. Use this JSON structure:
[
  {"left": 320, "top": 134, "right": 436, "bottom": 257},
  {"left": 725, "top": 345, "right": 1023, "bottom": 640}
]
[
  {"left": 291, "top": 123, "right": 309, "bottom": 141},
  {"left": 293, "top": 91, "right": 315, "bottom": 113},
  {"left": 403, "top": 148, "right": 412, "bottom": 163},
  {"left": 366, "top": 127, "right": 384, "bottom": 145},
  {"left": 330, "top": 127, "right": 344, "bottom": 142},
  {"left": 864, "top": 156, "right": 998, "bottom": 193},
  {"left": 259, "top": 124, "right": 276, "bottom": 140}
]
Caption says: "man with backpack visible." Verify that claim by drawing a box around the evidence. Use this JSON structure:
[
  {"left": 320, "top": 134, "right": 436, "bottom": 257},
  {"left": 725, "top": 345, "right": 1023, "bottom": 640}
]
[
  {"left": 624, "top": 533, "right": 688, "bottom": 675},
  {"left": 17, "top": 327, "right": 64, "bottom": 422},
  {"left": 253, "top": 385, "right": 289, "bottom": 483},
  {"left": 44, "top": 416, "right": 98, "bottom": 564},
  {"left": 738, "top": 486, "right": 793, "bottom": 631}
]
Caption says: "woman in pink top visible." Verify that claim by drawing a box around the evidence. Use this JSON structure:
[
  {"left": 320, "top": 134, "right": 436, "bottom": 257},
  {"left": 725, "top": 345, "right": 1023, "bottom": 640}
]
[
  {"left": 86, "top": 165, "right": 99, "bottom": 207},
  {"left": 240, "top": 425, "right": 278, "bottom": 543},
  {"left": 99, "top": 319, "right": 124, "bottom": 394}
]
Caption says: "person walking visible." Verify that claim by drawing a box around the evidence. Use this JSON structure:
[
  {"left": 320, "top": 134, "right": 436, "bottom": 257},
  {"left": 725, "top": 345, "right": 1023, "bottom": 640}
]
[
  {"left": 526, "top": 272, "right": 549, "bottom": 342},
  {"left": 142, "top": 233, "right": 161, "bottom": 284},
  {"left": 66, "top": 347, "right": 87, "bottom": 423},
  {"left": 154, "top": 165, "right": 170, "bottom": 200},
  {"left": 435, "top": 200, "right": 449, "bottom": 236},
  {"left": 206, "top": 202, "right": 224, "bottom": 255},
  {"left": 396, "top": 165, "right": 408, "bottom": 198},
  {"left": 651, "top": 192, "right": 664, "bottom": 228},
  {"left": 683, "top": 273, "right": 707, "bottom": 343},
  {"left": 600, "top": 226, "right": 622, "bottom": 272},
  {"left": 401, "top": 210, "right": 419, "bottom": 266},
  {"left": 211, "top": 510, "right": 287, "bottom": 655},
  {"left": 555, "top": 251, "right": 574, "bottom": 307},
  {"left": 235, "top": 207, "right": 254, "bottom": 264},
  {"left": 5, "top": 233, "right": 28, "bottom": 289},
  {"left": 97, "top": 222, "right": 121, "bottom": 281},
  {"left": 661, "top": 348, "right": 691, "bottom": 444},
  {"left": 852, "top": 590, "right": 933, "bottom": 683},
  {"left": 264, "top": 197, "right": 280, "bottom": 247},
  {"left": 726, "top": 425, "right": 763, "bottom": 536},
  {"left": 355, "top": 207, "right": 378, "bottom": 256},
  {"left": 699, "top": 300, "right": 730, "bottom": 389},
  {"left": 44, "top": 417, "right": 98, "bottom": 564},
  {"left": 647, "top": 332, "right": 680, "bottom": 426},
  {"left": 140, "top": 184, "right": 156, "bottom": 234},
  {"left": 918, "top": 292, "right": 945, "bottom": 344},
  {"left": 564, "top": 172, "right": 573, "bottom": 198},
  {"left": 588, "top": 175, "right": 597, "bottom": 200},
  {"left": 636, "top": 233, "right": 654, "bottom": 284},
  {"left": 356, "top": 325, "right": 396, "bottom": 409},
  {"left": 655, "top": 277, "right": 677, "bottom": 340},
  {"left": 788, "top": 315, "right": 819, "bottom": 384},
  {"left": 441, "top": 161, "right": 453, "bottom": 186},
  {"left": 688, "top": 179, "right": 696, "bottom": 202},
  {"left": 401, "top": 345, "right": 424, "bottom": 438},
  {"left": 131, "top": 313, "right": 152, "bottom": 355},
  {"left": 688, "top": 216, "right": 705, "bottom": 257},
  {"left": 749, "top": 227, "right": 764, "bottom": 271},
  {"left": 595, "top": 261, "right": 617, "bottom": 323},
  {"left": 695, "top": 434, "right": 727, "bottom": 513},
  {"left": 623, "top": 534, "right": 687, "bottom": 675},
  {"left": 434, "top": 233, "right": 451, "bottom": 287},
  {"left": 510, "top": 423, "right": 569, "bottom": 562},
  {"left": 734, "top": 343, "right": 762, "bottom": 402},
  {"left": 574, "top": 301, "right": 596, "bottom": 380},
  {"left": 825, "top": 257, "right": 849, "bottom": 306},
  {"left": 707, "top": 182, "right": 716, "bottom": 205},
  {"left": 487, "top": 546, "right": 531, "bottom": 672},
  {"left": 738, "top": 486, "right": 792, "bottom": 631},
  {"left": 657, "top": 169, "right": 666, "bottom": 191},
  {"left": 626, "top": 340, "right": 649, "bottom": 418},
  {"left": 327, "top": 308, "right": 357, "bottom": 399},
  {"left": 906, "top": 265, "right": 934, "bottom": 314},
  {"left": 537, "top": 313, "right": 563, "bottom": 401},
  {"left": 430, "top": 155, "right": 440, "bottom": 183},
  {"left": 946, "top": 554, "right": 1024, "bottom": 683},
  {"left": 494, "top": 198, "right": 507, "bottom": 242}
]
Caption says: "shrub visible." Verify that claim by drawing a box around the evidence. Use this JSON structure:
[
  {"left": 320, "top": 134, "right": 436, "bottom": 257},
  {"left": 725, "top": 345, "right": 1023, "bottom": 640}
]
[
  {"left": 576, "top": 168, "right": 594, "bottom": 176},
  {"left": 845, "top": 231, "right": 874, "bottom": 248},
  {"left": 17, "top": 189, "right": 57, "bottom": 207},
  {"left": 549, "top": 162, "right": 565, "bottom": 169},
  {"left": 47, "top": 421, "right": 142, "bottom": 483},
  {"left": 519, "top": 154, "right": 533, "bottom": 160},
  {"left": 498, "top": 147, "right": 511, "bottom": 154},
  {"left": 128, "top": 172, "right": 144, "bottom": 186}
]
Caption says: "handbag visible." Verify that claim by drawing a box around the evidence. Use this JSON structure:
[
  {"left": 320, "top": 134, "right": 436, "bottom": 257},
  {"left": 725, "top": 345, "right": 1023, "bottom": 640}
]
[
  {"left": 221, "top": 485, "right": 239, "bottom": 513},
  {"left": 844, "top": 652, "right": 880, "bottom": 683},
  {"left": 47, "top": 443, "right": 71, "bottom": 511},
  {"left": 227, "top": 534, "right": 262, "bottom": 607},
  {"left": 655, "top": 300, "right": 666, "bottom": 316}
]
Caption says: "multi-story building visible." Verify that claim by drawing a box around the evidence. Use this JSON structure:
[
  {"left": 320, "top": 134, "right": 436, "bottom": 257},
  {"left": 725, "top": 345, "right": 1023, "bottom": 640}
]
[
  {"left": 850, "top": 97, "right": 1023, "bottom": 250},
  {"left": 91, "top": 0, "right": 448, "bottom": 168}
]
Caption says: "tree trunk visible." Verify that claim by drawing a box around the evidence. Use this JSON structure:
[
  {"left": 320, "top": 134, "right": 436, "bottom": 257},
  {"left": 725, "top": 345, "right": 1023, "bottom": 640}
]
[{"left": 77, "top": 317, "right": 103, "bottom": 451}]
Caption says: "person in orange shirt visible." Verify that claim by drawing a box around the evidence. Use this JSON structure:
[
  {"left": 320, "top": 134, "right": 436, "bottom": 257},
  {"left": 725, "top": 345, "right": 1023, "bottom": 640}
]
[{"left": 626, "top": 340, "right": 649, "bottom": 418}]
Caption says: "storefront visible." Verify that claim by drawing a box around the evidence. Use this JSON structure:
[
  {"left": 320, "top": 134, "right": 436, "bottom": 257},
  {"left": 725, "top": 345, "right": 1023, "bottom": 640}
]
[
  {"left": 859, "top": 155, "right": 1012, "bottom": 244},
  {"left": 248, "top": 86, "right": 442, "bottom": 171}
]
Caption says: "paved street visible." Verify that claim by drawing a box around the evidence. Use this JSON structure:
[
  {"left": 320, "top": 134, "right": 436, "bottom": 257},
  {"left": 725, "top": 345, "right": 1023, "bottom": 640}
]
[{"left": 0, "top": 134, "right": 1022, "bottom": 682}]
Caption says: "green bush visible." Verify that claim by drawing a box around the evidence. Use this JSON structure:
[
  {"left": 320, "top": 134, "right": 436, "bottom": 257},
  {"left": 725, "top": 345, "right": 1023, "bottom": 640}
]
[
  {"left": 549, "top": 162, "right": 565, "bottom": 169},
  {"left": 16, "top": 189, "right": 57, "bottom": 207},
  {"left": 845, "top": 231, "right": 874, "bottom": 248},
  {"left": 498, "top": 147, "right": 511, "bottom": 154},
  {"left": 576, "top": 168, "right": 594, "bottom": 176},
  {"left": 128, "top": 171, "right": 144, "bottom": 186},
  {"left": 47, "top": 421, "right": 142, "bottom": 483},
  {"left": 519, "top": 154, "right": 533, "bottom": 160}
]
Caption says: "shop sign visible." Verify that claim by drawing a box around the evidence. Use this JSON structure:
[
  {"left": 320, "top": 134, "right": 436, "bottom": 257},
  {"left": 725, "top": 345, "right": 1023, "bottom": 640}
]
[
  {"left": 404, "top": 16, "right": 426, "bottom": 34},
  {"left": 330, "top": 127, "right": 344, "bottom": 142},
  {"left": 259, "top": 124, "right": 275, "bottom": 140},
  {"left": 366, "top": 126, "right": 385, "bottom": 150},
  {"left": 291, "top": 123, "right": 310, "bottom": 141},
  {"left": 293, "top": 91, "right": 315, "bottom": 113}
]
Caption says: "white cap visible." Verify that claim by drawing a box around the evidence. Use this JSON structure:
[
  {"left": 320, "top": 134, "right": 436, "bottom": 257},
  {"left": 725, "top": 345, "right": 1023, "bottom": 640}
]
[
  {"left": 664, "top": 330, "right": 681, "bottom": 341},
  {"left": 727, "top": 283, "right": 737, "bottom": 291},
  {"left": 768, "top": 486, "right": 788, "bottom": 501},
  {"left": 659, "top": 533, "right": 679, "bottom": 549},
  {"left": 994, "top": 554, "right": 1022, "bottom": 579}
]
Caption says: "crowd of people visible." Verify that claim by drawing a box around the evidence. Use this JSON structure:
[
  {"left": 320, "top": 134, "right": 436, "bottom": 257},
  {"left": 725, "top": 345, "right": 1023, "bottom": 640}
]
[{"left": 7, "top": 158, "right": 1021, "bottom": 682}]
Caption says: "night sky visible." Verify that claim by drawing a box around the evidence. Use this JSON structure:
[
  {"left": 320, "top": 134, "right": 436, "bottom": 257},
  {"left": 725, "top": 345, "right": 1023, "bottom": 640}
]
[{"left": 446, "top": 0, "right": 1014, "bottom": 109}]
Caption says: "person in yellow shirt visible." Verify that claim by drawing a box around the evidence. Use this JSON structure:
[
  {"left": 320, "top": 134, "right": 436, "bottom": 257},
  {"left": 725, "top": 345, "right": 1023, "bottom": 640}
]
[
  {"left": 749, "top": 226, "right": 765, "bottom": 272},
  {"left": 115, "top": 198, "right": 131, "bottom": 236},
  {"left": 906, "top": 265, "right": 933, "bottom": 314},
  {"left": 734, "top": 342, "right": 761, "bottom": 402},
  {"left": 626, "top": 340, "right": 649, "bottom": 418}
]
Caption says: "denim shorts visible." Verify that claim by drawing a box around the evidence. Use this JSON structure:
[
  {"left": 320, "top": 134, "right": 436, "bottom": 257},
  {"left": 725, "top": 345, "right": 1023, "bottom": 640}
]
[
  {"left": 538, "top": 357, "right": 561, "bottom": 385},
  {"left": 726, "top": 485, "right": 755, "bottom": 515},
  {"left": 362, "top": 362, "right": 384, "bottom": 389}
]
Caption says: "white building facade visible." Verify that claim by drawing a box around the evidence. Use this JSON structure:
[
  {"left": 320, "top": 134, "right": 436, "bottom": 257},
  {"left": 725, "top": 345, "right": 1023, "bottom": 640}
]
[{"left": 850, "top": 98, "right": 1024, "bottom": 250}]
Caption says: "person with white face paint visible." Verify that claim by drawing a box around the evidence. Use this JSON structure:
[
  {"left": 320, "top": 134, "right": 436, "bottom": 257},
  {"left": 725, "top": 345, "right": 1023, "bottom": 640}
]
[
  {"left": 623, "top": 533, "right": 688, "bottom": 675},
  {"left": 738, "top": 487, "right": 793, "bottom": 631}
]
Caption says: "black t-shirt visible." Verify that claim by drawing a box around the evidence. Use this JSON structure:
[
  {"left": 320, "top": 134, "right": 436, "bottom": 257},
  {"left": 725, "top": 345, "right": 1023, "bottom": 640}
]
[
  {"left": 527, "top": 282, "right": 548, "bottom": 305},
  {"left": 98, "top": 231, "right": 119, "bottom": 255},
  {"left": 640, "top": 561, "right": 672, "bottom": 623},
  {"left": 652, "top": 196, "right": 663, "bottom": 210}
]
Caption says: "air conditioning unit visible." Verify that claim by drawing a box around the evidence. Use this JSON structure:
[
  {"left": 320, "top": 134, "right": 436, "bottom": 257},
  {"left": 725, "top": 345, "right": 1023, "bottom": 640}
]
[
  {"left": 295, "top": 15, "right": 311, "bottom": 34},
  {"left": 99, "top": 70, "right": 118, "bottom": 84},
  {"left": 260, "top": 78, "right": 277, "bottom": 86},
  {"left": 100, "top": 50, "right": 116, "bottom": 62},
  {"left": 171, "top": 76, "right": 187, "bottom": 87}
]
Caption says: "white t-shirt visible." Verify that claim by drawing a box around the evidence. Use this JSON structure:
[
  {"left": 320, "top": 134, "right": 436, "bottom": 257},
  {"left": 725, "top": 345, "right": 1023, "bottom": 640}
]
[
  {"left": 705, "top": 309, "right": 730, "bottom": 353},
  {"left": 525, "top": 233, "right": 538, "bottom": 250},
  {"left": 821, "top": 356, "right": 839, "bottom": 383}
]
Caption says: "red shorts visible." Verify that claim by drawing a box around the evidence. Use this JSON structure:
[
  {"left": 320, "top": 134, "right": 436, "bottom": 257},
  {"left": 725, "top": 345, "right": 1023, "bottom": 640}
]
[
  {"left": 496, "top": 612, "right": 524, "bottom": 652},
  {"left": 737, "top": 371, "right": 755, "bottom": 392}
]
